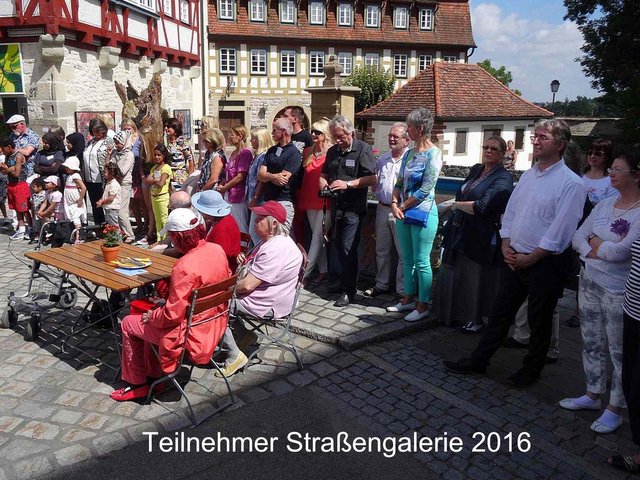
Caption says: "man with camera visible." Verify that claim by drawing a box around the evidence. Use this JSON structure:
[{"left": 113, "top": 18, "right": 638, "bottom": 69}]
[{"left": 319, "top": 115, "right": 376, "bottom": 307}]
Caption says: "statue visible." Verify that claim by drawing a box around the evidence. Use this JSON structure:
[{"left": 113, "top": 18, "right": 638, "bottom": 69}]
[{"left": 115, "top": 73, "right": 163, "bottom": 147}]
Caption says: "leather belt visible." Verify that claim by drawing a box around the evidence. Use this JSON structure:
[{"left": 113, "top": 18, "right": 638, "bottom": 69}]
[{"left": 152, "top": 192, "right": 168, "bottom": 197}]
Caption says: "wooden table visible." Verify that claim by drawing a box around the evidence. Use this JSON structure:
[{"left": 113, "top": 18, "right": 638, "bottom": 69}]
[
  {"left": 25, "top": 242, "right": 177, "bottom": 292},
  {"left": 24, "top": 242, "right": 177, "bottom": 371}
]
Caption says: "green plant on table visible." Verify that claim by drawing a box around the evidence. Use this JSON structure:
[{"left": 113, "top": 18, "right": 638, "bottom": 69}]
[{"left": 102, "top": 224, "right": 123, "bottom": 247}]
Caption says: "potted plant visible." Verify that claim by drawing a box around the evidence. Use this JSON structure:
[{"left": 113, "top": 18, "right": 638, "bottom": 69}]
[{"left": 101, "top": 224, "right": 122, "bottom": 262}]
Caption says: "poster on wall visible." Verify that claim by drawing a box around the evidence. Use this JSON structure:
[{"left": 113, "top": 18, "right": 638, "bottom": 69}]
[
  {"left": 173, "top": 109, "right": 192, "bottom": 139},
  {"left": 75, "top": 111, "right": 116, "bottom": 140},
  {"left": 0, "top": 44, "right": 25, "bottom": 95}
]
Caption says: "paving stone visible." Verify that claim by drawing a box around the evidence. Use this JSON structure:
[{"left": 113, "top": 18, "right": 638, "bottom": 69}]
[
  {"left": 51, "top": 410, "right": 84, "bottom": 425},
  {"left": 15, "top": 420, "right": 60, "bottom": 440},
  {"left": 0, "top": 417, "right": 23, "bottom": 433},
  {"left": 78, "top": 413, "right": 110, "bottom": 430},
  {"left": 54, "top": 444, "right": 92, "bottom": 467},
  {"left": 287, "top": 370, "right": 317, "bottom": 387},
  {"left": 92, "top": 432, "right": 129, "bottom": 456},
  {"left": 14, "top": 455, "right": 54, "bottom": 480},
  {"left": 13, "top": 401, "right": 57, "bottom": 420},
  {"left": 266, "top": 379, "right": 295, "bottom": 396},
  {"left": 309, "top": 360, "right": 338, "bottom": 377},
  {"left": 0, "top": 438, "right": 50, "bottom": 461},
  {"left": 5, "top": 353, "right": 35, "bottom": 365},
  {"left": 239, "top": 387, "right": 273, "bottom": 404}
]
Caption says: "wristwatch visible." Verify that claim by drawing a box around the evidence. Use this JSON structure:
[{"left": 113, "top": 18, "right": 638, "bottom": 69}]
[{"left": 346, "top": 180, "right": 353, "bottom": 188}]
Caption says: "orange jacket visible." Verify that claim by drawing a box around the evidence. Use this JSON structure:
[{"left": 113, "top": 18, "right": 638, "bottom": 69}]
[{"left": 149, "top": 240, "right": 231, "bottom": 372}]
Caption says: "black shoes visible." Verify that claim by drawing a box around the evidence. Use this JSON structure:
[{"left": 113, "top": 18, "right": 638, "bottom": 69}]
[
  {"left": 503, "top": 337, "right": 528, "bottom": 349},
  {"left": 507, "top": 369, "right": 539, "bottom": 387},
  {"left": 364, "top": 287, "right": 389, "bottom": 297},
  {"left": 443, "top": 358, "right": 486, "bottom": 375},
  {"left": 334, "top": 294, "right": 352, "bottom": 307}
]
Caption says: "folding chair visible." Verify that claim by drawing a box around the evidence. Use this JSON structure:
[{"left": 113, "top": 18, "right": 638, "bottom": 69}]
[
  {"left": 239, "top": 232, "right": 252, "bottom": 254},
  {"left": 236, "top": 243, "right": 308, "bottom": 370},
  {"left": 146, "top": 275, "right": 238, "bottom": 427}
]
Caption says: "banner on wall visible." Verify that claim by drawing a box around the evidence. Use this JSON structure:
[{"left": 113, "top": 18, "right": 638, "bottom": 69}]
[{"left": 0, "top": 44, "right": 24, "bottom": 95}]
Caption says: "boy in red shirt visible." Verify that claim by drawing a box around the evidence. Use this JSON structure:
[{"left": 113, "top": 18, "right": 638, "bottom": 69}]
[{"left": 0, "top": 138, "right": 32, "bottom": 240}]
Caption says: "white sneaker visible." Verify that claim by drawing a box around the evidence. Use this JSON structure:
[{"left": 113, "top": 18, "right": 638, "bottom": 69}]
[
  {"left": 134, "top": 237, "right": 149, "bottom": 246},
  {"left": 386, "top": 301, "right": 416, "bottom": 313},
  {"left": 404, "top": 308, "right": 431, "bottom": 322},
  {"left": 559, "top": 395, "right": 601, "bottom": 411},
  {"left": 10, "top": 230, "right": 26, "bottom": 240}
]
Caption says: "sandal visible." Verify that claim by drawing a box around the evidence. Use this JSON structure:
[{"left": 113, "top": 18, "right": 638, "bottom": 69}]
[{"left": 608, "top": 455, "right": 640, "bottom": 473}]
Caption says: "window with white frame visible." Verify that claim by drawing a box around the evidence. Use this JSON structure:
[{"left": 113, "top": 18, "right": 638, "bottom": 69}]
[
  {"left": 366, "top": 4, "right": 380, "bottom": 27},
  {"left": 218, "top": 0, "right": 234, "bottom": 20},
  {"left": 280, "top": 0, "right": 296, "bottom": 24},
  {"left": 180, "top": 0, "right": 189, "bottom": 22},
  {"left": 393, "top": 54, "right": 407, "bottom": 78},
  {"left": 280, "top": 50, "right": 296, "bottom": 75},
  {"left": 338, "top": 52, "right": 352, "bottom": 76},
  {"left": 394, "top": 6, "right": 408, "bottom": 29},
  {"left": 309, "top": 1, "right": 325, "bottom": 25},
  {"left": 163, "top": 0, "right": 172, "bottom": 16},
  {"left": 364, "top": 53, "right": 380, "bottom": 69},
  {"left": 455, "top": 129, "right": 467, "bottom": 155},
  {"left": 249, "top": 0, "right": 265, "bottom": 22},
  {"left": 337, "top": 3, "right": 353, "bottom": 26},
  {"left": 134, "top": 0, "right": 154, "bottom": 11},
  {"left": 443, "top": 55, "right": 458, "bottom": 63},
  {"left": 309, "top": 51, "right": 325, "bottom": 76},
  {"left": 251, "top": 49, "right": 267, "bottom": 75},
  {"left": 219, "top": 48, "right": 237, "bottom": 74},
  {"left": 419, "top": 8, "right": 433, "bottom": 30},
  {"left": 419, "top": 54, "right": 433, "bottom": 71}
]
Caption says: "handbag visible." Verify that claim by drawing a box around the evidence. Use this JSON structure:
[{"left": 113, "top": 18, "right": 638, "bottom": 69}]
[{"left": 403, "top": 208, "right": 429, "bottom": 227}]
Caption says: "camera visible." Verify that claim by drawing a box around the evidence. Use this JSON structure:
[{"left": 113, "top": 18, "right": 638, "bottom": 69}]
[{"left": 318, "top": 187, "right": 338, "bottom": 199}]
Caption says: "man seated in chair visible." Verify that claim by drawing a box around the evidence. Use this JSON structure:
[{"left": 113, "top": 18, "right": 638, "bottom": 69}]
[
  {"left": 216, "top": 201, "right": 303, "bottom": 377},
  {"left": 111, "top": 208, "right": 232, "bottom": 402}
]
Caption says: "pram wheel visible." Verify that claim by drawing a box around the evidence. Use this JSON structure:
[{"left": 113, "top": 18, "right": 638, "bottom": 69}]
[
  {"left": 1, "top": 308, "right": 17, "bottom": 329},
  {"left": 26, "top": 312, "right": 40, "bottom": 341},
  {"left": 57, "top": 290, "right": 77, "bottom": 309}
]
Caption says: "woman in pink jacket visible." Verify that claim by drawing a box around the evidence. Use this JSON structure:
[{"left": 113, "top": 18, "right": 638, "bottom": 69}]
[{"left": 111, "top": 208, "right": 231, "bottom": 402}]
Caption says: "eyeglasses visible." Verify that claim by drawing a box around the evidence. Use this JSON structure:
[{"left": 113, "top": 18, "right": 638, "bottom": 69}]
[
  {"left": 388, "top": 134, "right": 403, "bottom": 140},
  {"left": 588, "top": 150, "right": 605, "bottom": 157},
  {"left": 311, "top": 130, "right": 324, "bottom": 136},
  {"left": 607, "top": 167, "right": 637, "bottom": 174},
  {"left": 530, "top": 134, "right": 553, "bottom": 143},
  {"left": 482, "top": 146, "right": 500, "bottom": 152}
]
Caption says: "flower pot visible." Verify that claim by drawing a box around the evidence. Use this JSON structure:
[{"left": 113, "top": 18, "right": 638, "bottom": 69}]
[{"left": 101, "top": 245, "right": 120, "bottom": 263}]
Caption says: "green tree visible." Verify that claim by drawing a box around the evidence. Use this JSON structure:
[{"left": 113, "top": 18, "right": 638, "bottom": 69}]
[
  {"left": 344, "top": 66, "right": 396, "bottom": 114},
  {"left": 564, "top": 0, "right": 640, "bottom": 140},
  {"left": 477, "top": 59, "right": 513, "bottom": 87}
]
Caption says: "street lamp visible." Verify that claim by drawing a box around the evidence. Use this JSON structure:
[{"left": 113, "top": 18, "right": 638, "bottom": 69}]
[{"left": 550, "top": 79, "right": 560, "bottom": 104}]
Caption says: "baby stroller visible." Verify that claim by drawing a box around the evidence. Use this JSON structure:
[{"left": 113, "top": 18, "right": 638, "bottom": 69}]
[{"left": 1, "top": 220, "right": 101, "bottom": 340}]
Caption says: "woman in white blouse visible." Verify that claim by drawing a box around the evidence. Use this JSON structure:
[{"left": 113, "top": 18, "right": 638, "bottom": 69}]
[{"left": 560, "top": 152, "right": 640, "bottom": 434}]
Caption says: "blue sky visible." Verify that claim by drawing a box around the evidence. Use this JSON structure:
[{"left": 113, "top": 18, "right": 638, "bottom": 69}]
[{"left": 469, "top": 0, "right": 600, "bottom": 103}]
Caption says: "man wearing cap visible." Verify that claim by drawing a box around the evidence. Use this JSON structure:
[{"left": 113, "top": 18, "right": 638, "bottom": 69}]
[
  {"left": 215, "top": 200, "right": 303, "bottom": 377},
  {"left": 6, "top": 115, "right": 39, "bottom": 179},
  {"left": 320, "top": 115, "right": 376, "bottom": 307},
  {"left": 257, "top": 118, "right": 301, "bottom": 233},
  {"left": 150, "top": 191, "right": 198, "bottom": 256},
  {"left": 192, "top": 190, "right": 241, "bottom": 271}
]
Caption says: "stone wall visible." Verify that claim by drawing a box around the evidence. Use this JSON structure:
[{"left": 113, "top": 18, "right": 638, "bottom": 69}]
[
  {"left": 248, "top": 95, "right": 311, "bottom": 129},
  {"left": 21, "top": 42, "right": 195, "bottom": 137}
]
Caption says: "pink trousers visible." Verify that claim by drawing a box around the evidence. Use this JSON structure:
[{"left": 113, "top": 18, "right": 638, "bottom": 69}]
[{"left": 120, "top": 314, "right": 164, "bottom": 385}]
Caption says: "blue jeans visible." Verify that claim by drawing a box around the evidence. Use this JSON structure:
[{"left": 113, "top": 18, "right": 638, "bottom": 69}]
[{"left": 395, "top": 208, "right": 438, "bottom": 303}]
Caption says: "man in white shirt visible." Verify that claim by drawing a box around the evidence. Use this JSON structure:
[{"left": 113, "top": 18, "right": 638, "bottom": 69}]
[
  {"left": 365, "top": 123, "right": 409, "bottom": 297},
  {"left": 445, "top": 119, "right": 587, "bottom": 387}
]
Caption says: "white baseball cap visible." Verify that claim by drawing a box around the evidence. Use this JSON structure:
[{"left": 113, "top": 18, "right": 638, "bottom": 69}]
[
  {"left": 160, "top": 208, "right": 200, "bottom": 237},
  {"left": 6, "top": 114, "right": 25, "bottom": 125},
  {"left": 61, "top": 156, "right": 80, "bottom": 171},
  {"left": 43, "top": 175, "right": 59, "bottom": 186}
]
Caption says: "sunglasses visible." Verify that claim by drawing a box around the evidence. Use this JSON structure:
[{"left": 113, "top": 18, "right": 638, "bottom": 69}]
[
  {"left": 588, "top": 150, "right": 605, "bottom": 157},
  {"left": 482, "top": 146, "right": 500, "bottom": 152},
  {"left": 311, "top": 130, "right": 324, "bottom": 136}
]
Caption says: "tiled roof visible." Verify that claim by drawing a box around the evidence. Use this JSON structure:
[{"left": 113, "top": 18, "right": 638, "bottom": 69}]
[
  {"left": 208, "top": 0, "right": 476, "bottom": 48},
  {"left": 357, "top": 63, "right": 554, "bottom": 120}
]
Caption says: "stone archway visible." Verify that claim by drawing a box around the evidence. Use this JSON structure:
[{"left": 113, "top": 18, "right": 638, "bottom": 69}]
[{"left": 269, "top": 103, "right": 311, "bottom": 130}]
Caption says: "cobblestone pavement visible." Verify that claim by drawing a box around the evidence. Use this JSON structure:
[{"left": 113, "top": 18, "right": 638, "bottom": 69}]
[{"left": 1, "top": 231, "right": 638, "bottom": 479}]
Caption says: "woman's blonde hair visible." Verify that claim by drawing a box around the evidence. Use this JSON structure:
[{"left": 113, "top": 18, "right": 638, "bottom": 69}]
[
  {"left": 251, "top": 127, "right": 274, "bottom": 156},
  {"left": 96, "top": 113, "right": 115, "bottom": 130},
  {"left": 303, "top": 118, "right": 333, "bottom": 167},
  {"left": 230, "top": 125, "right": 249, "bottom": 150},
  {"left": 200, "top": 115, "right": 218, "bottom": 131},
  {"left": 204, "top": 128, "right": 225, "bottom": 150},
  {"left": 120, "top": 118, "right": 138, "bottom": 133}
]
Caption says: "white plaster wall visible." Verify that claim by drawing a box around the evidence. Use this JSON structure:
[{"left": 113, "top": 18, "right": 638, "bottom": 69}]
[
  {"left": 372, "top": 119, "right": 536, "bottom": 171},
  {"left": 20, "top": 43, "right": 194, "bottom": 138},
  {"left": 78, "top": 0, "right": 102, "bottom": 28},
  {"left": 128, "top": 13, "right": 149, "bottom": 41},
  {"left": 0, "top": 1, "right": 16, "bottom": 17}
]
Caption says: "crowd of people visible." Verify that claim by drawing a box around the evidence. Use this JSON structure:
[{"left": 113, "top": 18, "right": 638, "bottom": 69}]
[{"left": 3, "top": 108, "right": 640, "bottom": 472}]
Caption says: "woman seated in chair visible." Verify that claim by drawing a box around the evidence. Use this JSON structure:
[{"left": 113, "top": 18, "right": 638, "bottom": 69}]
[
  {"left": 111, "top": 208, "right": 232, "bottom": 402},
  {"left": 216, "top": 201, "right": 303, "bottom": 377}
]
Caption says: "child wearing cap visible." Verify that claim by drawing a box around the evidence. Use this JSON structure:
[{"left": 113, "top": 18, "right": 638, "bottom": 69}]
[
  {"left": 0, "top": 138, "right": 33, "bottom": 240},
  {"left": 36, "top": 175, "right": 65, "bottom": 239},
  {"left": 61, "top": 156, "right": 87, "bottom": 239},
  {"left": 29, "top": 177, "right": 46, "bottom": 242}
]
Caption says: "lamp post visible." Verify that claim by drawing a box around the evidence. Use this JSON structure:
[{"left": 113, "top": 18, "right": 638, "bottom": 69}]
[{"left": 550, "top": 79, "right": 560, "bottom": 104}]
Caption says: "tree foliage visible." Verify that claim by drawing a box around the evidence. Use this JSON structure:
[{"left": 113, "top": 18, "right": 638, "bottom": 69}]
[
  {"left": 535, "top": 95, "right": 622, "bottom": 117},
  {"left": 344, "top": 66, "right": 396, "bottom": 114},
  {"left": 564, "top": 0, "right": 640, "bottom": 140},
  {"left": 477, "top": 59, "right": 521, "bottom": 95}
]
